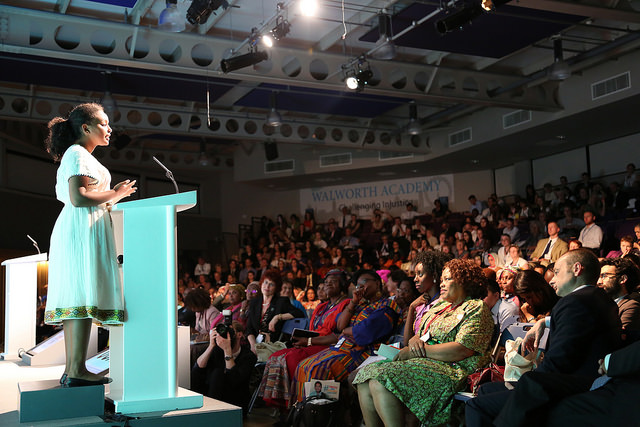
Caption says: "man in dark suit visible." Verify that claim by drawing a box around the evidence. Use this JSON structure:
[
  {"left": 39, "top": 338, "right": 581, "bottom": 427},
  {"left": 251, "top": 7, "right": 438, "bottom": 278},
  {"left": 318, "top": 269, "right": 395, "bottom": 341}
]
[
  {"left": 530, "top": 221, "right": 569, "bottom": 266},
  {"left": 465, "top": 248, "right": 621, "bottom": 426},
  {"left": 598, "top": 257, "right": 640, "bottom": 337},
  {"left": 494, "top": 339, "right": 640, "bottom": 426}
]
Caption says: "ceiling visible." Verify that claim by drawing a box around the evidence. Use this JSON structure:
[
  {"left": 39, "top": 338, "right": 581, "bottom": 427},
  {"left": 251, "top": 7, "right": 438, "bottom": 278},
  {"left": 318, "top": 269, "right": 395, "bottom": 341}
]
[{"left": 1, "top": 0, "right": 640, "bottom": 187}]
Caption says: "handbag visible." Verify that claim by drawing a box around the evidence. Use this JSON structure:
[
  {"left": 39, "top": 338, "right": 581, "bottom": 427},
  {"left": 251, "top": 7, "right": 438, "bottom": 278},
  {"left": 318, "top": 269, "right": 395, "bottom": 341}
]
[
  {"left": 286, "top": 395, "right": 341, "bottom": 427},
  {"left": 503, "top": 337, "right": 540, "bottom": 382},
  {"left": 467, "top": 363, "right": 505, "bottom": 395}
]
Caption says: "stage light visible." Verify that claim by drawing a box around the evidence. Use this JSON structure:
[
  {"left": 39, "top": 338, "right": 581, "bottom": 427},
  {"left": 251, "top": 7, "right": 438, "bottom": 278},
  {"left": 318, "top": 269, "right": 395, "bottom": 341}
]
[
  {"left": 435, "top": 4, "right": 483, "bottom": 34},
  {"left": 220, "top": 50, "right": 268, "bottom": 73},
  {"left": 186, "top": 0, "right": 229, "bottom": 26},
  {"left": 299, "top": 0, "right": 317, "bottom": 17},
  {"left": 548, "top": 38, "right": 571, "bottom": 81},
  {"left": 345, "top": 74, "right": 359, "bottom": 90},
  {"left": 407, "top": 101, "right": 421, "bottom": 135},
  {"left": 101, "top": 71, "right": 117, "bottom": 117},
  {"left": 261, "top": 34, "right": 274, "bottom": 48},
  {"left": 198, "top": 141, "right": 210, "bottom": 166},
  {"left": 435, "top": 0, "right": 512, "bottom": 34},
  {"left": 158, "top": 0, "right": 185, "bottom": 32},
  {"left": 343, "top": 59, "right": 373, "bottom": 92},
  {"left": 266, "top": 91, "right": 282, "bottom": 127},
  {"left": 370, "top": 12, "right": 396, "bottom": 60},
  {"left": 270, "top": 16, "right": 291, "bottom": 41}
]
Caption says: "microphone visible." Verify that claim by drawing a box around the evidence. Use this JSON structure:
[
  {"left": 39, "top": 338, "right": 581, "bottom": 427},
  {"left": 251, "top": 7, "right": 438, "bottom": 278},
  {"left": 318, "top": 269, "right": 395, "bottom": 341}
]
[
  {"left": 152, "top": 156, "right": 179, "bottom": 194},
  {"left": 27, "top": 234, "right": 41, "bottom": 254}
]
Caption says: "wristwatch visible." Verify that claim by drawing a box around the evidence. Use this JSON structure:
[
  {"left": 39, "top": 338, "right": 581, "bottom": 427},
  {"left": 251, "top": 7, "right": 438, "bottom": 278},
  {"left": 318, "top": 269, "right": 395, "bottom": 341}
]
[
  {"left": 224, "top": 354, "right": 234, "bottom": 361},
  {"left": 307, "top": 337, "right": 313, "bottom": 347}
]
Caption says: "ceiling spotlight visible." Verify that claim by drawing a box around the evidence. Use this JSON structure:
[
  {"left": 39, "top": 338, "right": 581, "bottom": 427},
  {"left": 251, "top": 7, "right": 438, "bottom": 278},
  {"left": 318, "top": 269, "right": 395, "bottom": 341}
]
[
  {"left": 186, "top": 0, "right": 229, "bottom": 26},
  {"left": 198, "top": 141, "right": 210, "bottom": 166},
  {"left": 407, "top": 101, "right": 421, "bottom": 135},
  {"left": 481, "top": 0, "right": 494, "bottom": 11},
  {"left": 266, "top": 91, "right": 282, "bottom": 127},
  {"left": 220, "top": 50, "right": 268, "bottom": 73},
  {"left": 435, "top": 4, "right": 483, "bottom": 34},
  {"left": 370, "top": 12, "right": 396, "bottom": 60},
  {"left": 548, "top": 38, "right": 571, "bottom": 81},
  {"left": 435, "top": 0, "right": 511, "bottom": 34},
  {"left": 261, "top": 34, "right": 274, "bottom": 48},
  {"left": 101, "top": 71, "right": 117, "bottom": 118},
  {"left": 344, "top": 59, "right": 373, "bottom": 92},
  {"left": 158, "top": 0, "right": 185, "bottom": 32},
  {"left": 345, "top": 73, "right": 359, "bottom": 90},
  {"left": 270, "top": 15, "right": 291, "bottom": 41},
  {"left": 299, "top": 0, "right": 317, "bottom": 17}
]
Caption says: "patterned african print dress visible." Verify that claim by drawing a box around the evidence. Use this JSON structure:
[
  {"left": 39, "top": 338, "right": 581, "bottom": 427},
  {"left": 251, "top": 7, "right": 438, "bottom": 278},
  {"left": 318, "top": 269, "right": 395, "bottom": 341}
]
[
  {"left": 45, "top": 144, "right": 124, "bottom": 325},
  {"left": 353, "top": 298, "right": 493, "bottom": 425},
  {"left": 258, "top": 297, "right": 351, "bottom": 407},
  {"left": 293, "top": 297, "right": 401, "bottom": 401}
]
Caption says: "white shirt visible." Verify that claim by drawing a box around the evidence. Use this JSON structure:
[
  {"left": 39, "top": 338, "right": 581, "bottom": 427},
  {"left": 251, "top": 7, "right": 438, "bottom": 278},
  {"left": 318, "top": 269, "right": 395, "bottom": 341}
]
[
  {"left": 579, "top": 223, "right": 604, "bottom": 249},
  {"left": 194, "top": 262, "right": 211, "bottom": 276},
  {"left": 491, "top": 299, "right": 520, "bottom": 333},
  {"left": 401, "top": 210, "right": 419, "bottom": 222},
  {"left": 542, "top": 237, "right": 558, "bottom": 260}
]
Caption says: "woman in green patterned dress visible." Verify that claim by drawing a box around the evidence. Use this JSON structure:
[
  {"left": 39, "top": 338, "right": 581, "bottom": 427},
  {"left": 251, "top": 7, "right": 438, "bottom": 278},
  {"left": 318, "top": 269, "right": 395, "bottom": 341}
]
[{"left": 353, "top": 259, "right": 493, "bottom": 426}]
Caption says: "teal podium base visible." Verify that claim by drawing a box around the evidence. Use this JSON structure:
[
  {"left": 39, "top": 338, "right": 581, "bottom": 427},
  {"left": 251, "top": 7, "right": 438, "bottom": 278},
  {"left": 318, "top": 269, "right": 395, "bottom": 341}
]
[
  {"left": 18, "top": 379, "right": 104, "bottom": 423},
  {"left": 107, "top": 387, "right": 203, "bottom": 414}
]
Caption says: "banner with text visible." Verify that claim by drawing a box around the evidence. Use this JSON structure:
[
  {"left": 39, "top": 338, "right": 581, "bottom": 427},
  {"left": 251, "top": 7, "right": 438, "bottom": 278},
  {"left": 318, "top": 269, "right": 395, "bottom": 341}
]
[{"left": 300, "top": 174, "right": 454, "bottom": 221}]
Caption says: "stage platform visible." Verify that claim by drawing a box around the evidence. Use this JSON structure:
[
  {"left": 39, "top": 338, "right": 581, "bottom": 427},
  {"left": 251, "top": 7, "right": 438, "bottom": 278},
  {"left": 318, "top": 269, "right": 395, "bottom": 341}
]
[{"left": 0, "top": 359, "right": 241, "bottom": 426}]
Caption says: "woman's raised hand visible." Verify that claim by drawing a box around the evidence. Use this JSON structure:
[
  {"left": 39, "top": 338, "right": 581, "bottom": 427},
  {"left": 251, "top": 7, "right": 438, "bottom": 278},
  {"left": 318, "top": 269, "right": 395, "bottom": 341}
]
[{"left": 113, "top": 179, "right": 137, "bottom": 202}]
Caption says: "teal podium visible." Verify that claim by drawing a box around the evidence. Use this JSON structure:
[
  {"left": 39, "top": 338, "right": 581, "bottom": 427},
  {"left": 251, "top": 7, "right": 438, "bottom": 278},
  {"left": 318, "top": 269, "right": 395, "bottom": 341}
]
[{"left": 108, "top": 191, "right": 202, "bottom": 414}]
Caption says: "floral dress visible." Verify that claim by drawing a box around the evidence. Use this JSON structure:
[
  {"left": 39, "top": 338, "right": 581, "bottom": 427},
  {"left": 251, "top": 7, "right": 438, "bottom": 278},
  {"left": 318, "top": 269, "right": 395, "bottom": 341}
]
[
  {"left": 45, "top": 144, "right": 124, "bottom": 324},
  {"left": 353, "top": 298, "right": 493, "bottom": 425}
]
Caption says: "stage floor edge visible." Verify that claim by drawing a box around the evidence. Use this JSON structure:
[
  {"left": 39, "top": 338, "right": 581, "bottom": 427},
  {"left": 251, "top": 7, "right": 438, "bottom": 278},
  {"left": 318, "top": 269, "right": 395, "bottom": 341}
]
[{"left": 0, "top": 359, "right": 241, "bottom": 427}]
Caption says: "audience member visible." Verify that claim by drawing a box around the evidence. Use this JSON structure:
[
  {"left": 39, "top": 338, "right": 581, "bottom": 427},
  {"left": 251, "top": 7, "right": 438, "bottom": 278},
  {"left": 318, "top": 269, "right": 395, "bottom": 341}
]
[
  {"left": 194, "top": 256, "right": 211, "bottom": 276},
  {"left": 401, "top": 202, "right": 419, "bottom": 223},
  {"left": 530, "top": 221, "right": 569, "bottom": 265},
  {"left": 403, "top": 251, "right": 452, "bottom": 346},
  {"left": 597, "top": 257, "right": 640, "bottom": 337},
  {"left": 292, "top": 270, "right": 401, "bottom": 402},
  {"left": 496, "top": 234, "right": 512, "bottom": 267},
  {"left": 484, "top": 279, "right": 519, "bottom": 341},
  {"left": 258, "top": 269, "right": 350, "bottom": 409},
  {"left": 245, "top": 270, "right": 305, "bottom": 354},
  {"left": 354, "top": 259, "right": 492, "bottom": 426},
  {"left": 191, "top": 321, "right": 257, "bottom": 416},
  {"left": 495, "top": 339, "right": 640, "bottom": 426},
  {"left": 502, "top": 218, "right": 519, "bottom": 243},
  {"left": 465, "top": 249, "right": 622, "bottom": 427},
  {"left": 514, "top": 269, "right": 559, "bottom": 323},
  {"left": 578, "top": 210, "right": 604, "bottom": 252}
]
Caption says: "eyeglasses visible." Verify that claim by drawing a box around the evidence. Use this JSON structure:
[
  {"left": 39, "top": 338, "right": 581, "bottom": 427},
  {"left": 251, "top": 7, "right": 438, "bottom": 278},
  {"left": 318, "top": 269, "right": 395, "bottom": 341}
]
[
  {"left": 356, "top": 278, "right": 376, "bottom": 286},
  {"left": 599, "top": 273, "right": 618, "bottom": 279}
]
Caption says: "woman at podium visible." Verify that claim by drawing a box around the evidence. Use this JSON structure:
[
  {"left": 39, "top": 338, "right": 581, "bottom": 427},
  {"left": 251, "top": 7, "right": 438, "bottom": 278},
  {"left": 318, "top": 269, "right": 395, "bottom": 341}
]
[{"left": 43, "top": 103, "right": 137, "bottom": 387}]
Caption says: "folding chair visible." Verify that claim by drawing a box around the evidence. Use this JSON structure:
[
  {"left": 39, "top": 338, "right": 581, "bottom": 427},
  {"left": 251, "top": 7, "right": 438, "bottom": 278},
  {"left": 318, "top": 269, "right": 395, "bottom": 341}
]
[{"left": 278, "top": 317, "right": 310, "bottom": 342}]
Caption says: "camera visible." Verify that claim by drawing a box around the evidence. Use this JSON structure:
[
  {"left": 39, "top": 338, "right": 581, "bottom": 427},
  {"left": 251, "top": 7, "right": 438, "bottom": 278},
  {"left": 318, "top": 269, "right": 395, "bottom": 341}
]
[{"left": 215, "top": 309, "right": 235, "bottom": 340}]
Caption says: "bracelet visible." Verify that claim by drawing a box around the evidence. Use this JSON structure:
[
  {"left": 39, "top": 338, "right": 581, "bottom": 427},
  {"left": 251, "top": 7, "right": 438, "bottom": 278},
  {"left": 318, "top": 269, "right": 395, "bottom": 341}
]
[{"left": 307, "top": 337, "right": 312, "bottom": 347}]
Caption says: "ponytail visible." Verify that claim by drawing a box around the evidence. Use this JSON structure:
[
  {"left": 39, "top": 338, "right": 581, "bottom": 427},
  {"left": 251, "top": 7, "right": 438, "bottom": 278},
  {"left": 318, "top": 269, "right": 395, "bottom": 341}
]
[{"left": 44, "top": 102, "right": 103, "bottom": 162}]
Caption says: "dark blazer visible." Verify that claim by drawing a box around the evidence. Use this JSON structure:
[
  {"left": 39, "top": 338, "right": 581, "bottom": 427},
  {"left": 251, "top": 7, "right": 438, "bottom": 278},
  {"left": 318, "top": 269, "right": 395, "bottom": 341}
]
[
  {"left": 618, "top": 294, "right": 640, "bottom": 333},
  {"left": 538, "top": 286, "right": 622, "bottom": 379},
  {"left": 245, "top": 295, "right": 304, "bottom": 342}
]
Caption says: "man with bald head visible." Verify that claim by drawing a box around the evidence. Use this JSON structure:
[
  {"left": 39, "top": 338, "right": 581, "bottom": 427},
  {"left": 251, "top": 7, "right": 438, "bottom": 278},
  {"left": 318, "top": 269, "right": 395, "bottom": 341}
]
[
  {"left": 530, "top": 221, "right": 569, "bottom": 265},
  {"left": 466, "top": 248, "right": 621, "bottom": 427}
]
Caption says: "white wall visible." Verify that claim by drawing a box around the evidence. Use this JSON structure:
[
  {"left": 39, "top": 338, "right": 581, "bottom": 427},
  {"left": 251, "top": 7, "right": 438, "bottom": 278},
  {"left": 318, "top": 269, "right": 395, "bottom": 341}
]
[{"left": 450, "top": 170, "right": 494, "bottom": 211}]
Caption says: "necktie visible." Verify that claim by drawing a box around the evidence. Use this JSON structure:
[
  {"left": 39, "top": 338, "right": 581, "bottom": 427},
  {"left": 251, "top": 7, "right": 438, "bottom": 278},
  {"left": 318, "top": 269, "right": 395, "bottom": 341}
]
[{"left": 541, "top": 239, "right": 553, "bottom": 258}]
